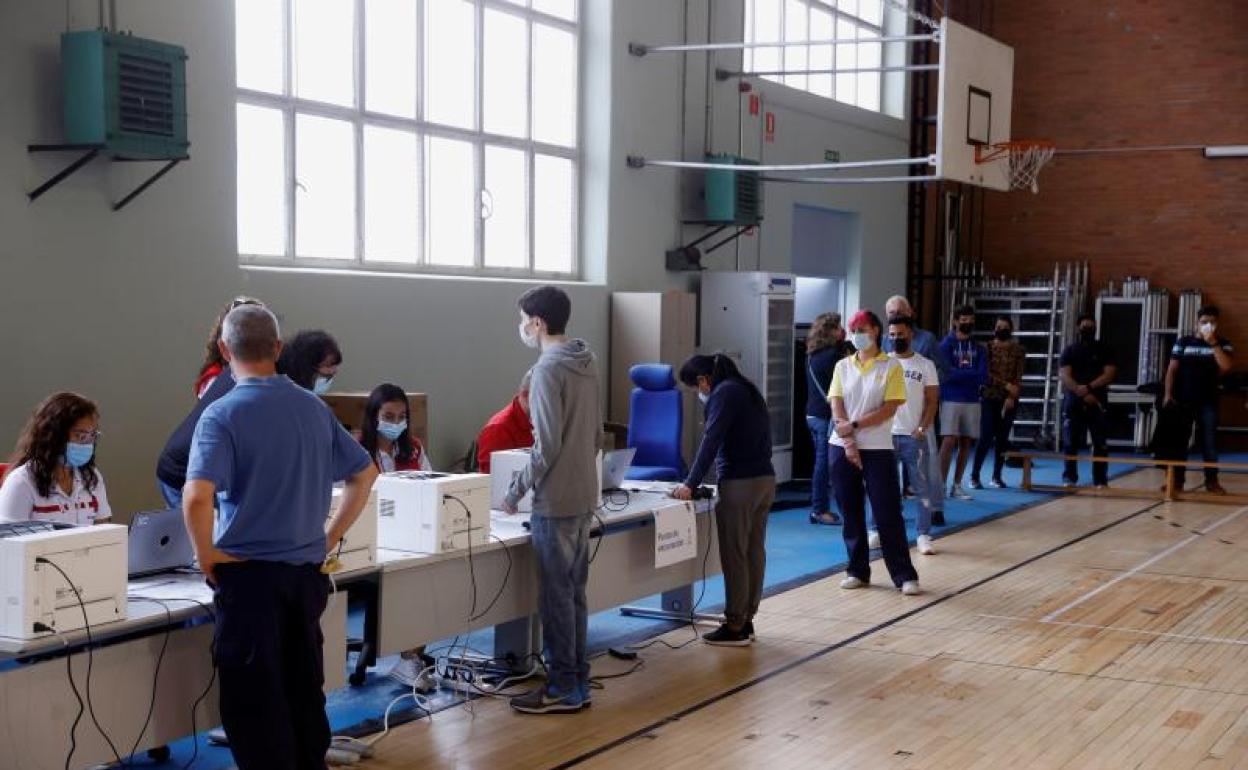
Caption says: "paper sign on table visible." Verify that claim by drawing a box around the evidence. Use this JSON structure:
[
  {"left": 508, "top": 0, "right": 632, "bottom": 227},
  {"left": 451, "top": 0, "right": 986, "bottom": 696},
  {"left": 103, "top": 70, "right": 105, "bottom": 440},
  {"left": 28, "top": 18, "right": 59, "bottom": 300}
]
[{"left": 654, "top": 501, "right": 697, "bottom": 568}]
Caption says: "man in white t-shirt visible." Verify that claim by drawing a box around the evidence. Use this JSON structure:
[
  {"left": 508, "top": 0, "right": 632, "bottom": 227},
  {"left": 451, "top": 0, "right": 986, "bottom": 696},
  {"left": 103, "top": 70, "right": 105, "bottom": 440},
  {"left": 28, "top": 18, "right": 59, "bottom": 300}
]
[{"left": 887, "top": 316, "right": 943, "bottom": 555}]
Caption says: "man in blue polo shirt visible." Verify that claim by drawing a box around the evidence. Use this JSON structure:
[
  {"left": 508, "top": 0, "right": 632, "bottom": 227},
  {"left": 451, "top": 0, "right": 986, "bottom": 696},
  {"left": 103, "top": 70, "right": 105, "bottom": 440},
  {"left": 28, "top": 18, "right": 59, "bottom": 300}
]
[{"left": 184, "top": 304, "right": 377, "bottom": 770}]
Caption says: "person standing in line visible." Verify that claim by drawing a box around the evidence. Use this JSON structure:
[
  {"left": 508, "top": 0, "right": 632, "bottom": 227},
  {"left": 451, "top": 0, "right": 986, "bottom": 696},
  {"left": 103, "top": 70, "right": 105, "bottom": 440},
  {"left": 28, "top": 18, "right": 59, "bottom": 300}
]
[
  {"left": 938, "top": 305, "right": 988, "bottom": 500},
  {"left": 881, "top": 295, "right": 939, "bottom": 363},
  {"left": 674, "top": 354, "right": 776, "bottom": 646},
  {"left": 829, "top": 310, "right": 921, "bottom": 596},
  {"left": 1161, "top": 305, "right": 1232, "bottom": 493},
  {"left": 805, "top": 312, "right": 851, "bottom": 526},
  {"left": 1058, "top": 314, "right": 1117, "bottom": 488},
  {"left": 886, "top": 317, "right": 942, "bottom": 556},
  {"left": 503, "top": 287, "right": 602, "bottom": 714},
  {"left": 970, "top": 316, "right": 1026, "bottom": 489},
  {"left": 183, "top": 305, "right": 378, "bottom": 770}
]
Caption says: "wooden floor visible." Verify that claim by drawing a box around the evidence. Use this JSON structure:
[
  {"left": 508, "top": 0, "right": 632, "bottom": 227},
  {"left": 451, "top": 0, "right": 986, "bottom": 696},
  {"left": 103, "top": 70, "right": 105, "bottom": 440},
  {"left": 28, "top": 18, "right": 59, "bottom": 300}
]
[{"left": 366, "top": 468, "right": 1248, "bottom": 769}]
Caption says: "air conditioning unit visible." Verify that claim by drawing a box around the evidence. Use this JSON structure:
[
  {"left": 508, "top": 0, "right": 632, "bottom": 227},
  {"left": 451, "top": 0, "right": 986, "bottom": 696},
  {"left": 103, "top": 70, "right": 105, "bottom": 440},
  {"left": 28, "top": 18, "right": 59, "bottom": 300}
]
[
  {"left": 702, "top": 154, "right": 762, "bottom": 226},
  {"left": 61, "top": 30, "right": 189, "bottom": 160}
]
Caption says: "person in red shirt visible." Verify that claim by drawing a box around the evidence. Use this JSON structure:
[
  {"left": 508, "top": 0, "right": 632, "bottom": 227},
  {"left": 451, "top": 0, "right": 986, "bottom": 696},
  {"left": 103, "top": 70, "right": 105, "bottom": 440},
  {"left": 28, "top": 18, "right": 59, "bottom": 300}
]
[{"left": 476, "top": 370, "right": 534, "bottom": 473}]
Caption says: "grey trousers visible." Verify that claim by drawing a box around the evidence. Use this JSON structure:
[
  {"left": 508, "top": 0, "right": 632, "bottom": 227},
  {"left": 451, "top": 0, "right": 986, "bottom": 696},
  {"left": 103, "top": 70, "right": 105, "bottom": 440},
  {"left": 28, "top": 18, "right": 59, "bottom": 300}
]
[{"left": 715, "top": 475, "right": 777, "bottom": 626}]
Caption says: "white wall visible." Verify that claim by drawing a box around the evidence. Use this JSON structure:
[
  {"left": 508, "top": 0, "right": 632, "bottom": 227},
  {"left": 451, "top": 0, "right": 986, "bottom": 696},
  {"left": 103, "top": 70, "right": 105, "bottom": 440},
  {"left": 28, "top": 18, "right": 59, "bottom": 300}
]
[{"left": 0, "top": 0, "right": 908, "bottom": 515}]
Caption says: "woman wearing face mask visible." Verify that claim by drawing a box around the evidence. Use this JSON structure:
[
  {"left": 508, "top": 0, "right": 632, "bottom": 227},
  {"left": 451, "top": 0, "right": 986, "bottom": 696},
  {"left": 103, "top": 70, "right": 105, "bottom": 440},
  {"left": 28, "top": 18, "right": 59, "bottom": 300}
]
[
  {"left": 359, "top": 383, "right": 431, "bottom": 473},
  {"left": 277, "top": 330, "right": 343, "bottom": 394},
  {"left": 829, "top": 311, "right": 920, "bottom": 596},
  {"left": 0, "top": 392, "right": 112, "bottom": 526},
  {"left": 673, "top": 354, "right": 775, "bottom": 647},
  {"left": 969, "top": 316, "right": 1026, "bottom": 489}
]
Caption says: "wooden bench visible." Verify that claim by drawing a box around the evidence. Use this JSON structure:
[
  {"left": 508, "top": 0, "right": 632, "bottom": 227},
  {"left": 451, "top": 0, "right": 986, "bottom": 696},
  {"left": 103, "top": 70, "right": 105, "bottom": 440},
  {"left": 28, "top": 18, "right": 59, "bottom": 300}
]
[{"left": 1007, "top": 451, "right": 1248, "bottom": 505}]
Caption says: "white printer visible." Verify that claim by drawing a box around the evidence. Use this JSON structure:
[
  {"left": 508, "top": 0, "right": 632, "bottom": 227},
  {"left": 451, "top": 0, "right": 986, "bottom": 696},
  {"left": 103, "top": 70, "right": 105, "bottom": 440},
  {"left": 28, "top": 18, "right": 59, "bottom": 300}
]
[
  {"left": 327, "top": 487, "right": 378, "bottom": 573},
  {"left": 374, "top": 472, "right": 491, "bottom": 555},
  {"left": 0, "top": 522, "right": 128, "bottom": 640}
]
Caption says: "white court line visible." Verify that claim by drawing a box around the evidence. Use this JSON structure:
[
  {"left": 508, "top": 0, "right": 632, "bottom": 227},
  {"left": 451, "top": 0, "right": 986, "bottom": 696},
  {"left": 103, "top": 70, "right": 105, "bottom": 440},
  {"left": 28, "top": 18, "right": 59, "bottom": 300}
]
[
  {"left": 978, "top": 613, "right": 1248, "bottom": 648},
  {"left": 1042, "top": 505, "right": 1248, "bottom": 622}
]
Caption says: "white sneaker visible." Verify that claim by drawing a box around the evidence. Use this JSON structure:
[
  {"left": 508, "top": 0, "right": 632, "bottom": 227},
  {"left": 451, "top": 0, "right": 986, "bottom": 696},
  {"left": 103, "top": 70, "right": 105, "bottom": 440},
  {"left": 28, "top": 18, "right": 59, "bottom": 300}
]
[
  {"left": 917, "top": 535, "right": 935, "bottom": 555},
  {"left": 867, "top": 530, "right": 881, "bottom": 550},
  {"left": 840, "top": 576, "right": 868, "bottom": 590},
  {"left": 949, "top": 484, "right": 972, "bottom": 500},
  {"left": 388, "top": 657, "right": 436, "bottom": 693},
  {"left": 900, "top": 580, "right": 922, "bottom": 596}
]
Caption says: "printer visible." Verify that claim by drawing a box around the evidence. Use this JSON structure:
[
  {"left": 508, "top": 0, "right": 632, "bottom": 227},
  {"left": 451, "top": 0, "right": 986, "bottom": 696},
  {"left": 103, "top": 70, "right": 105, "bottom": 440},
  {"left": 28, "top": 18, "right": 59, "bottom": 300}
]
[
  {"left": 374, "top": 472, "right": 491, "bottom": 555},
  {"left": 327, "top": 487, "right": 378, "bottom": 573},
  {"left": 0, "top": 522, "right": 128, "bottom": 639},
  {"left": 489, "top": 449, "right": 603, "bottom": 513}
]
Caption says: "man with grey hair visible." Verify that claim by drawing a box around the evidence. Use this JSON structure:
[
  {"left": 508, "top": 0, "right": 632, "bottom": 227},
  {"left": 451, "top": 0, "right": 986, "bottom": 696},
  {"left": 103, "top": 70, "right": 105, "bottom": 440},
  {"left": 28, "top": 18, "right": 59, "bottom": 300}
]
[
  {"left": 881, "top": 295, "right": 940, "bottom": 364},
  {"left": 476, "top": 367, "right": 536, "bottom": 473},
  {"left": 184, "top": 303, "right": 378, "bottom": 769}
]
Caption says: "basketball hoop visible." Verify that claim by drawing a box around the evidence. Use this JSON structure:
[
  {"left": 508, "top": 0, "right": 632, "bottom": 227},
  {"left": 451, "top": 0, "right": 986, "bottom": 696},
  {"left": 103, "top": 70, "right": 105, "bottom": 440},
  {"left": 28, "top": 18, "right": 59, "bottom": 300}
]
[{"left": 974, "top": 140, "right": 1056, "bottom": 193}]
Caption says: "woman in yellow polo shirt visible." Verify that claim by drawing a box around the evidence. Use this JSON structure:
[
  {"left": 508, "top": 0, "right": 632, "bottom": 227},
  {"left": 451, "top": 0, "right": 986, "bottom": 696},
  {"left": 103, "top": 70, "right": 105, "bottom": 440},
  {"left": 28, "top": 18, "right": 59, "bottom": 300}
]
[{"left": 828, "top": 310, "right": 920, "bottom": 596}]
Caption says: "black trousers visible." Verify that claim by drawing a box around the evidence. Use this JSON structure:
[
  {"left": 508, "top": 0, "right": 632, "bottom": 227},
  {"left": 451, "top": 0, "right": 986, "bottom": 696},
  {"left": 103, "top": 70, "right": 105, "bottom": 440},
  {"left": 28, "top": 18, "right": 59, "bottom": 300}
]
[
  {"left": 830, "top": 446, "right": 918, "bottom": 587},
  {"left": 1063, "top": 398, "right": 1109, "bottom": 485},
  {"left": 213, "top": 561, "right": 331, "bottom": 770},
  {"left": 972, "top": 397, "right": 1017, "bottom": 482}
]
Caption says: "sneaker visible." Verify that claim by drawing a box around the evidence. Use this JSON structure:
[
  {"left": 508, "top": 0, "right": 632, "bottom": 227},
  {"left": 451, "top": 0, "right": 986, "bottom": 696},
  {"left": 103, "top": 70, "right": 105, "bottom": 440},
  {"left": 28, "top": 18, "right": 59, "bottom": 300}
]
[
  {"left": 840, "top": 576, "right": 869, "bottom": 590},
  {"left": 703, "top": 623, "right": 752, "bottom": 647},
  {"left": 388, "top": 657, "right": 436, "bottom": 693},
  {"left": 989, "top": 478, "right": 1007, "bottom": 489},
  {"left": 967, "top": 478, "right": 983, "bottom": 490},
  {"left": 1061, "top": 475, "right": 1077, "bottom": 487},
  {"left": 744, "top": 620, "right": 756, "bottom": 640},
  {"left": 1093, "top": 483, "right": 1108, "bottom": 490},
  {"left": 949, "top": 484, "right": 972, "bottom": 500},
  {"left": 917, "top": 535, "right": 935, "bottom": 555},
  {"left": 579, "top": 679, "right": 593, "bottom": 706},
  {"left": 900, "top": 581, "right": 922, "bottom": 596},
  {"left": 867, "top": 530, "right": 881, "bottom": 550},
  {"left": 1207, "top": 481, "right": 1228, "bottom": 495},
  {"left": 931, "top": 511, "right": 946, "bottom": 527},
  {"left": 510, "top": 684, "right": 585, "bottom": 714}
]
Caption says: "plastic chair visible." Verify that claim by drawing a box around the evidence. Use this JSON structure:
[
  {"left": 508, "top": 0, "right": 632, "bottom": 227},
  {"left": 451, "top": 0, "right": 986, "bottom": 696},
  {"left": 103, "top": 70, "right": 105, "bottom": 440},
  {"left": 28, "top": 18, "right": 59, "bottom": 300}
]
[{"left": 624, "top": 364, "right": 686, "bottom": 482}]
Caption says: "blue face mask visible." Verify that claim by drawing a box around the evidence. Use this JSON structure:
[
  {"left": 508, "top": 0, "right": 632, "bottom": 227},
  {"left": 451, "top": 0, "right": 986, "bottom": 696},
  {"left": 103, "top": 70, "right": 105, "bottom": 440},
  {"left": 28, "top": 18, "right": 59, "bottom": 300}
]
[
  {"left": 64, "top": 442, "right": 94, "bottom": 468},
  {"left": 377, "top": 420, "right": 407, "bottom": 441},
  {"left": 313, "top": 376, "right": 334, "bottom": 395}
]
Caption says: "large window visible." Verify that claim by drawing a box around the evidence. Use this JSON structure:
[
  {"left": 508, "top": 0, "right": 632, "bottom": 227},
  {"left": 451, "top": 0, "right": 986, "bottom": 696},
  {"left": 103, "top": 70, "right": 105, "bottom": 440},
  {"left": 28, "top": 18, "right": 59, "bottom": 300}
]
[
  {"left": 744, "top": 0, "right": 885, "bottom": 113},
  {"left": 236, "top": 0, "right": 580, "bottom": 277}
]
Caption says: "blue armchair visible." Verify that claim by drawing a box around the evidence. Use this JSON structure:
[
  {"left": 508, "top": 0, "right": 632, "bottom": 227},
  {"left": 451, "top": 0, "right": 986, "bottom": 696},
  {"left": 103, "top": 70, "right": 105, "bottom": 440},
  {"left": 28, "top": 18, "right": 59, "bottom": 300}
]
[{"left": 624, "top": 364, "right": 687, "bottom": 482}]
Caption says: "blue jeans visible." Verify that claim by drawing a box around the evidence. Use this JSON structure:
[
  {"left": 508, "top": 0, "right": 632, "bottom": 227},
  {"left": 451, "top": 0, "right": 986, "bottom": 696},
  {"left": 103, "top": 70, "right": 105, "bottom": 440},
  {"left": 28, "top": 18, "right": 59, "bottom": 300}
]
[
  {"left": 805, "top": 416, "right": 833, "bottom": 515},
  {"left": 529, "top": 513, "right": 591, "bottom": 694},
  {"left": 830, "top": 446, "right": 918, "bottom": 587},
  {"left": 1174, "top": 401, "right": 1220, "bottom": 487},
  {"left": 158, "top": 480, "right": 183, "bottom": 509},
  {"left": 893, "top": 432, "right": 942, "bottom": 535}
]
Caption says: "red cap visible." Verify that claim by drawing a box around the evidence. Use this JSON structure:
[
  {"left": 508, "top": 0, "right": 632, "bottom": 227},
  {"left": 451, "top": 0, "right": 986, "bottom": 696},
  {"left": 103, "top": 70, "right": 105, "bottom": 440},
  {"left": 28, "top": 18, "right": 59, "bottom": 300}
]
[{"left": 847, "top": 309, "right": 875, "bottom": 332}]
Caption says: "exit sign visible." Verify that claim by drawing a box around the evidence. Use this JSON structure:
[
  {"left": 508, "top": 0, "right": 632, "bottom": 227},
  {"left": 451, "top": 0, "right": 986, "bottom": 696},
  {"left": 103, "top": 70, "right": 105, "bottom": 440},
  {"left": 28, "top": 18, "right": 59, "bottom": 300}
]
[{"left": 824, "top": 150, "right": 841, "bottom": 162}]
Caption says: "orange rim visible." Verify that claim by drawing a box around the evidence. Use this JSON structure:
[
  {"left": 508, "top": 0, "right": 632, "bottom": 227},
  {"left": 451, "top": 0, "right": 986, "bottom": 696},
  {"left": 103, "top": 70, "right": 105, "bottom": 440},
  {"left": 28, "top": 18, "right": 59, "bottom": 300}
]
[{"left": 974, "top": 139, "right": 1056, "bottom": 165}]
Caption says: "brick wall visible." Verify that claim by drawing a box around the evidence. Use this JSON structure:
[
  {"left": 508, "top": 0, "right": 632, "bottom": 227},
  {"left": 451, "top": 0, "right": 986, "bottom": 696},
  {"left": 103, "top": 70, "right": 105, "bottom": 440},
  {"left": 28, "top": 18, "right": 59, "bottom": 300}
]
[{"left": 981, "top": 1, "right": 1248, "bottom": 346}]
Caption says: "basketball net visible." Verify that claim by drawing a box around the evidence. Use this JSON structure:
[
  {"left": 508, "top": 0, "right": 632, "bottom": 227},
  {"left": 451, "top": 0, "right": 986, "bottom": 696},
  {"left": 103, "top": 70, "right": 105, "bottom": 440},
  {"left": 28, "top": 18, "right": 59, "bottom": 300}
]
[{"left": 975, "top": 140, "right": 1056, "bottom": 193}]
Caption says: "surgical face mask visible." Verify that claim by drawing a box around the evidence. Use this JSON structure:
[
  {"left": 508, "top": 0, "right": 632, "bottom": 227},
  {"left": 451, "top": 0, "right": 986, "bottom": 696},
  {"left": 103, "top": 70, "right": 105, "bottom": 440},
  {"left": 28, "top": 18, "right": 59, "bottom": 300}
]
[
  {"left": 1080, "top": 327, "right": 1096, "bottom": 342},
  {"left": 377, "top": 420, "right": 407, "bottom": 441},
  {"left": 958, "top": 322, "right": 975, "bottom": 335},
  {"left": 518, "top": 318, "right": 540, "bottom": 349},
  {"left": 995, "top": 328, "right": 1012, "bottom": 341},
  {"left": 64, "top": 442, "right": 94, "bottom": 468},
  {"left": 697, "top": 391, "right": 709, "bottom": 405},
  {"left": 1200, "top": 322, "right": 1216, "bottom": 336},
  {"left": 851, "top": 332, "right": 873, "bottom": 351},
  {"left": 313, "top": 376, "right": 334, "bottom": 395},
  {"left": 891, "top": 337, "right": 911, "bottom": 354}
]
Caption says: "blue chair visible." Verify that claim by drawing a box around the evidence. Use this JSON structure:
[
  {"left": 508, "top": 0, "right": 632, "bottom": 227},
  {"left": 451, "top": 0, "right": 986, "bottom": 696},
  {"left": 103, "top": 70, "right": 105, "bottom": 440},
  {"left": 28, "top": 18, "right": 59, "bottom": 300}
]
[{"left": 624, "top": 364, "right": 687, "bottom": 482}]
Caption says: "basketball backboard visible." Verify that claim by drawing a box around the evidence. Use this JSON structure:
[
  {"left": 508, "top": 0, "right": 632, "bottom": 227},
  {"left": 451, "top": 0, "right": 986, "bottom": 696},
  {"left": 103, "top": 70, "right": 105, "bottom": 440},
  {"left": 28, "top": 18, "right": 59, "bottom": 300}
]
[{"left": 936, "top": 18, "right": 1015, "bottom": 191}]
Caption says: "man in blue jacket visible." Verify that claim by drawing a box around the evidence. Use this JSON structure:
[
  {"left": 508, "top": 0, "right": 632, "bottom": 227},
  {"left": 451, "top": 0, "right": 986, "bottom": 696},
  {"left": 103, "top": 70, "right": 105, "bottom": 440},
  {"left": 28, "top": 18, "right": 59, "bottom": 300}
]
[{"left": 938, "top": 305, "right": 988, "bottom": 500}]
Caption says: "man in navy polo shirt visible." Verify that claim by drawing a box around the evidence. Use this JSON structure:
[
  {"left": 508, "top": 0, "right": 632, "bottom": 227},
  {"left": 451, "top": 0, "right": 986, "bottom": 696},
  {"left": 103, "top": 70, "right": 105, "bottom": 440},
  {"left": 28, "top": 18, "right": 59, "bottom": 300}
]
[
  {"left": 1163, "top": 305, "right": 1234, "bottom": 494},
  {"left": 184, "top": 304, "right": 378, "bottom": 770}
]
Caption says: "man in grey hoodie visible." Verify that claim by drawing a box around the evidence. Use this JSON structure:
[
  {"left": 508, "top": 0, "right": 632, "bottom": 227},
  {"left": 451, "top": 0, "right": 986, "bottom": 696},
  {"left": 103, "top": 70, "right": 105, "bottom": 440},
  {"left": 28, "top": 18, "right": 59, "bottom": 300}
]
[{"left": 504, "top": 286, "right": 602, "bottom": 714}]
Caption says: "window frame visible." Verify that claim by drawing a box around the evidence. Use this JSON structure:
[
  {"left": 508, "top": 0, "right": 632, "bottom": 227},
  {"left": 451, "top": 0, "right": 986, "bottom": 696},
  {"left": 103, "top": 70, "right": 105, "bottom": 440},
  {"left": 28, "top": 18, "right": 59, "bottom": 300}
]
[{"left": 236, "top": 0, "right": 581, "bottom": 280}]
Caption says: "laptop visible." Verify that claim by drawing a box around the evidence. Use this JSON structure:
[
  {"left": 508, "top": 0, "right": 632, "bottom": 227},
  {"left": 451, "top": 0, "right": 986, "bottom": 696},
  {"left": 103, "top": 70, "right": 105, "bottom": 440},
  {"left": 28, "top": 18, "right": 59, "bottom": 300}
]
[
  {"left": 127, "top": 508, "right": 195, "bottom": 578},
  {"left": 600, "top": 447, "right": 637, "bottom": 492}
]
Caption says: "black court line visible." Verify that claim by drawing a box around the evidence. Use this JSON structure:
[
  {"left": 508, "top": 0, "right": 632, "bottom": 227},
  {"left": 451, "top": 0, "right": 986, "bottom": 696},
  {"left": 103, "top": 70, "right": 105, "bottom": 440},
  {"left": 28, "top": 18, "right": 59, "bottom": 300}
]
[{"left": 550, "top": 498, "right": 1167, "bottom": 769}]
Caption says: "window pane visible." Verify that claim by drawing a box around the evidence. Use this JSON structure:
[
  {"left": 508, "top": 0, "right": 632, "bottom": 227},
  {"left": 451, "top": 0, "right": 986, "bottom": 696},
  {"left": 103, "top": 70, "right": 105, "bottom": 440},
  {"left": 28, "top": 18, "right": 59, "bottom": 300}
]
[
  {"left": 856, "top": 25, "right": 881, "bottom": 111},
  {"left": 236, "top": 0, "right": 284, "bottom": 93},
  {"left": 484, "top": 146, "right": 527, "bottom": 269},
  {"left": 783, "top": 0, "right": 807, "bottom": 92},
  {"left": 858, "top": 0, "right": 884, "bottom": 26},
  {"left": 425, "top": 0, "right": 475, "bottom": 128},
  {"left": 532, "top": 0, "right": 576, "bottom": 21},
  {"left": 365, "top": 0, "right": 417, "bottom": 118},
  {"left": 295, "top": 114, "right": 355, "bottom": 259},
  {"left": 534, "top": 154, "right": 573, "bottom": 273},
  {"left": 293, "top": 0, "right": 355, "bottom": 106},
  {"left": 484, "top": 9, "right": 528, "bottom": 137},
  {"left": 809, "top": 6, "right": 833, "bottom": 98},
  {"left": 744, "top": 0, "right": 755, "bottom": 73},
  {"left": 426, "top": 136, "right": 475, "bottom": 267},
  {"left": 834, "top": 18, "right": 856, "bottom": 105},
  {"left": 364, "top": 126, "right": 419, "bottom": 262},
  {"left": 532, "top": 24, "right": 576, "bottom": 147},
  {"left": 751, "top": 0, "right": 781, "bottom": 84},
  {"left": 237, "top": 104, "right": 286, "bottom": 256}
]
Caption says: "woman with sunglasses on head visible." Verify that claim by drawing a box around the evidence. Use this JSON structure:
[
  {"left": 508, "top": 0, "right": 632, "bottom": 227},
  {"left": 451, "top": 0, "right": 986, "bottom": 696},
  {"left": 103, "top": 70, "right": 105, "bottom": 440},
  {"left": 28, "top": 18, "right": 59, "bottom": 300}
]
[
  {"left": 277, "top": 330, "right": 343, "bottom": 395},
  {"left": 0, "top": 392, "right": 111, "bottom": 526},
  {"left": 195, "top": 296, "right": 262, "bottom": 398}
]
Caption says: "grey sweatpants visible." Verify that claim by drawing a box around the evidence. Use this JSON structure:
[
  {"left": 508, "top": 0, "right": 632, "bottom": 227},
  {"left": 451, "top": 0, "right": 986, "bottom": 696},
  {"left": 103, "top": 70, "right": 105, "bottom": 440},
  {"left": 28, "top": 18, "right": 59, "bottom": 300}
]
[{"left": 715, "top": 475, "right": 777, "bottom": 626}]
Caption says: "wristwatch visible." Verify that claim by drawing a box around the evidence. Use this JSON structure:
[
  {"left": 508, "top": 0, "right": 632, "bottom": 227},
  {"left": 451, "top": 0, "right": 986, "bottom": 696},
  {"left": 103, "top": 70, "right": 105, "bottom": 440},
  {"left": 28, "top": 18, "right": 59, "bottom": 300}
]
[{"left": 851, "top": 420, "right": 859, "bottom": 431}]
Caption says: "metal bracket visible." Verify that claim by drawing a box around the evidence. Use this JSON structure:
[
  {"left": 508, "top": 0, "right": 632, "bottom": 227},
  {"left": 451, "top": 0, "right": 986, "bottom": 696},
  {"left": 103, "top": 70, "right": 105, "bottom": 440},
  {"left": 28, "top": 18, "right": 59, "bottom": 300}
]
[
  {"left": 26, "top": 144, "right": 104, "bottom": 202},
  {"left": 112, "top": 158, "right": 184, "bottom": 211},
  {"left": 627, "top": 42, "right": 648, "bottom": 57},
  {"left": 626, "top": 155, "right": 647, "bottom": 169}
]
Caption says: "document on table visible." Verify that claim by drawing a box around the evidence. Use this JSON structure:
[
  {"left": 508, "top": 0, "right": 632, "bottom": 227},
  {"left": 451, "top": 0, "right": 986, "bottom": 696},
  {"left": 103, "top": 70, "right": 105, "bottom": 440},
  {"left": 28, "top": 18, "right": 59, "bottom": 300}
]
[{"left": 653, "top": 501, "right": 697, "bottom": 568}]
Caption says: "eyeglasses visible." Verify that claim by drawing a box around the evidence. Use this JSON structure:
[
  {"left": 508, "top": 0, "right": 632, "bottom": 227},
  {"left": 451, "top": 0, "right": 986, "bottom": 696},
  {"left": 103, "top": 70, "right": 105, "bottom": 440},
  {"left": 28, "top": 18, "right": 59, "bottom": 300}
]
[
  {"left": 69, "top": 429, "right": 101, "bottom": 444},
  {"left": 231, "top": 296, "right": 261, "bottom": 309}
]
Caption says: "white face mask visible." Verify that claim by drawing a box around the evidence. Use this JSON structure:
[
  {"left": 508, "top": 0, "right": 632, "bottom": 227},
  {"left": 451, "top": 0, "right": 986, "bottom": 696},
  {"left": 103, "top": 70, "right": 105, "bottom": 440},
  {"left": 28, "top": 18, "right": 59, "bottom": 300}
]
[
  {"left": 698, "top": 391, "right": 709, "bottom": 404},
  {"left": 1200, "top": 322, "right": 1216, "bottom": 336},
  {"left": 518, "top": 317, "right": 540, "bottom": 349},
  {"left": 851, "top": 332, "right": 873, "bottom": 351},
  {"left": 313, "top": 376, "right": 334, "bottom": 395}
]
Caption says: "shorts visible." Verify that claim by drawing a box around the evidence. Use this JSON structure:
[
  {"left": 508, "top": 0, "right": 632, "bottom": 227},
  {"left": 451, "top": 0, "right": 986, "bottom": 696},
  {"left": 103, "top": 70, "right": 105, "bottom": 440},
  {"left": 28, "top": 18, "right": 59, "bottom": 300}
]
[{"left": 940, "top": 402, "right": 981, "bottom": 439}]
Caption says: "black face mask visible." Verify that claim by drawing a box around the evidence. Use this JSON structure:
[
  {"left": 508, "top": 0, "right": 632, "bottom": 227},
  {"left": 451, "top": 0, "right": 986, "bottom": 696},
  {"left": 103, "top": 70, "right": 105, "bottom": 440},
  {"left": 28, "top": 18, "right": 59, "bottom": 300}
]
[
  {"left": 1080, "top": 327, "right": 1096, "bottom": 342},
  {"left": 995, "top": 328, "right": 1012, "bottom": 341},
  {"left": 958, "top": 322, "right": 975, "bottom": 335},
  {"left": 892, "top": 338, "right": 910, "bottom": 354}
]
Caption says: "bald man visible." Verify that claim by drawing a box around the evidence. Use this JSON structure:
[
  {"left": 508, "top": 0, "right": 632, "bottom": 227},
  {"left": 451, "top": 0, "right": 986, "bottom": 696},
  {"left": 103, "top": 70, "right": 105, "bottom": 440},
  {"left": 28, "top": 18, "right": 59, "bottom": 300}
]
[{"left": 881, "top": 296, "right": 939, "bottom": 367}]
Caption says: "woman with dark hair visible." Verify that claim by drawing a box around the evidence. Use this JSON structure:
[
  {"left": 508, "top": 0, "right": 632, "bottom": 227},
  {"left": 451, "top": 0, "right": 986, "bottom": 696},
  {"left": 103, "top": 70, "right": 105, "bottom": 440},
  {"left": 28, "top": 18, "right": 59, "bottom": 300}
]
[
  {"left": 277, "top": 330, "right": 343, "bottom": 393},
  {"left": 0, "top": 392, "right": 112, "bottom": 526},
  {"left": 673, "top": 353, "right": 775, "bottom": 647},
  {"left": 195, "top": 296, "right": 262, "bottom": 398},
  {"left": 805, "top": 312, "right": 853, "bottom": 526},
  {"left": 829, "top": 310, "right": 920, "bottom": 596},
  {"left": 360, "top": 383, "right": 431, "bottom": 473}
]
